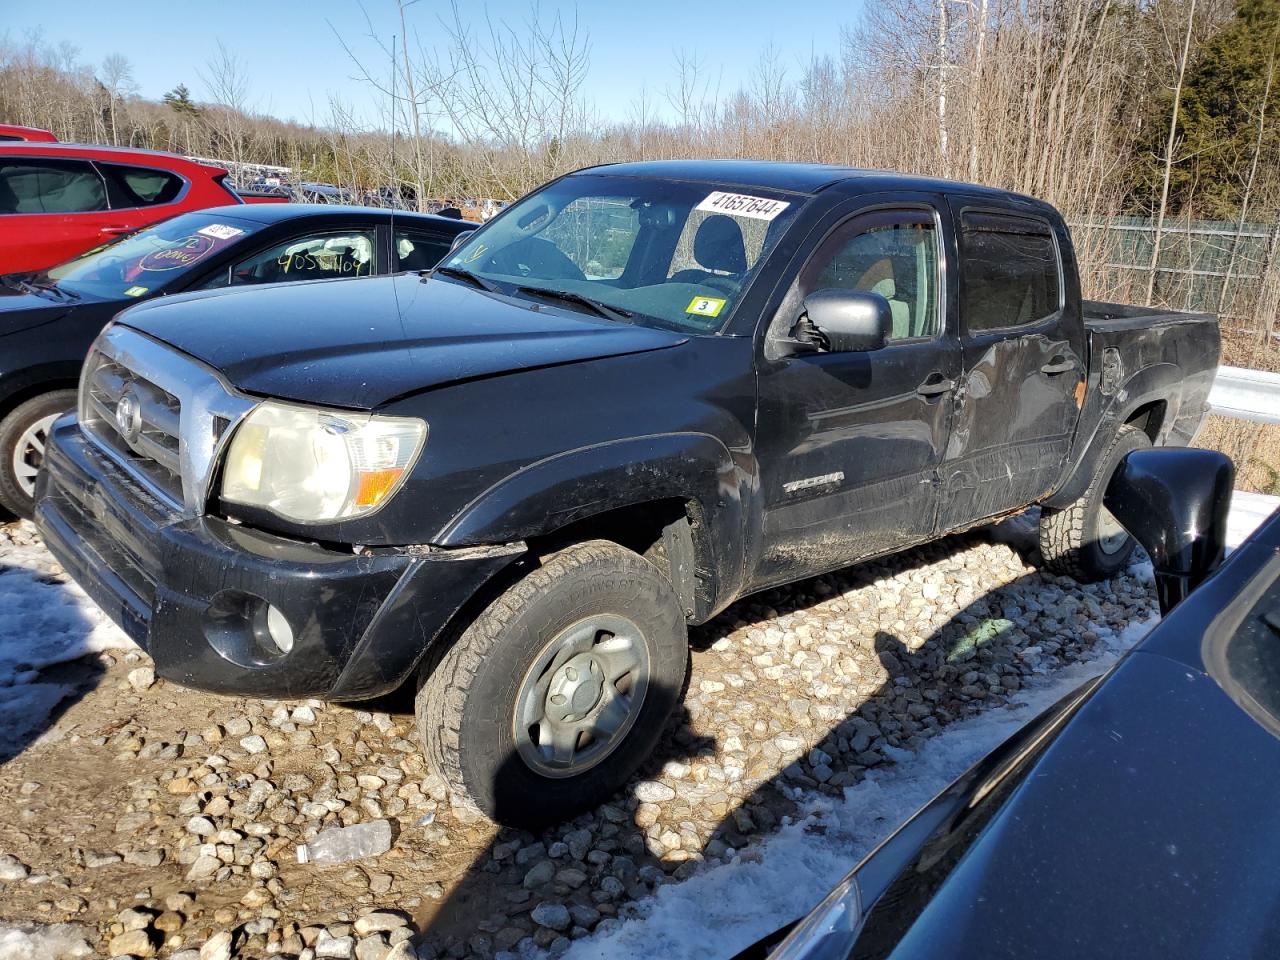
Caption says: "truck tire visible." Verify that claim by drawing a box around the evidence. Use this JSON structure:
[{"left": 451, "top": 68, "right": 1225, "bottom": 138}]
[
  {"left": 0, "top": 390, "right": 77, "bottom": 521},
  {"left": 1038, "top": 424, "right": 1151, "bottom": 582},
  {"left": 416, "top": 539, "right": 688, "bottom": 826}
]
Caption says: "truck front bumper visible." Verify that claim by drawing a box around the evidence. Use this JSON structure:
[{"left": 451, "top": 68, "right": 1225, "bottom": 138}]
[{"left": 34, "top": 415, "right": 523, "bottom": 701}]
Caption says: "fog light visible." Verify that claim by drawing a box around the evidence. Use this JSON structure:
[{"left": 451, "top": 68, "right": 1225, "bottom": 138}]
[
  {"left": 204, "top": 591, "right": 297, "bottom": 666},
  {"left": 257, "top": 603, "right": 295, "bottom": 655}
]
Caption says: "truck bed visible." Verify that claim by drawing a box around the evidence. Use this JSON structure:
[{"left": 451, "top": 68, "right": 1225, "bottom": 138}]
[{"left": 1083, "top": 299, "right": 1216, "bottom": 331}]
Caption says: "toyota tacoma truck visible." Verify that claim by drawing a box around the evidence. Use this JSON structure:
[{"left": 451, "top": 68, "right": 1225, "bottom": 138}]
[{"left": 33, "top": 160, "right": 1220, "bottom": 825}]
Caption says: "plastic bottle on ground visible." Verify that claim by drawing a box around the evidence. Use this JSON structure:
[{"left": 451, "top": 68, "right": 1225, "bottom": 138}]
[{"left": 296, "top": 819, "right": 394, "bottom": 864}]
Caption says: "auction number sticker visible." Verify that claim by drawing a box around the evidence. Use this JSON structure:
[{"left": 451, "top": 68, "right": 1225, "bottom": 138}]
[
  {"left": 695, "top": 191, "right": 790, "bottom": 221},
  {"left": 197, "top": 224, "right": 245, "bottom": 241},
  {"left": 123, "top": 285, "right": 148, "bottom": 297},
  {"left": 686, "top": 295, "right": 726, "bottom": 318}
]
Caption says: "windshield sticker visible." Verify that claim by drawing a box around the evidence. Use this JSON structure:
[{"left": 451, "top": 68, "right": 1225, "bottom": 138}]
[
  {"left": 123, "top": 285, "right": 148, "bottom": 297},
  {"left": 695, "top": 191, "right": 790, "bottom": 221},
  {"left": 196, "top": 223, "right": 245, "bottom": 241},
  {"left": 686, "top": 295, "right": 726, "bottom": 318},
  {"left": 138, "top": 236, "right": 216, "bottom": 272}
]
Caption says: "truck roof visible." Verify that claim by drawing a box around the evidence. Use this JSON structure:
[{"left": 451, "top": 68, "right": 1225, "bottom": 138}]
[
  {"left": 183, "top": 202, "right": 468, "bottom": 228},
  {"left": 576, "top": 159, "right": 1046, "bottom": 207}
]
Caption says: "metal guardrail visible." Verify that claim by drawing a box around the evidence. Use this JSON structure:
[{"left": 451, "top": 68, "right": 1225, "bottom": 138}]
[{"left": 1209, "top": 366, "right": 1280, "bottom": 425}]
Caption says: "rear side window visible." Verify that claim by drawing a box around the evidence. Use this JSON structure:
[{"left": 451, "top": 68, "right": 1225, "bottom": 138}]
[
  {"left": 100, "top": 164, "right": 185, "bottom": 208},
  {"left": 200, "top": 231, "right": 375, "bottom": 288},
  {"left": 0, "top": 159, "right": 107, "bottom": 214},
  {"left": 394, "top": 228, "right": 454, "bottom": 272},
  {"left": 960, "top": 212, "right": 1061, "bottom": 332}
]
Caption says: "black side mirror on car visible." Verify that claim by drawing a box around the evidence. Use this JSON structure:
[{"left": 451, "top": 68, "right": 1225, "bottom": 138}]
[
  {"left": 796, "top": 289, "right": 892, "bottom": 353},
  {"left": 1104, "top": 447, "right": 1235, "bottom": 615}
]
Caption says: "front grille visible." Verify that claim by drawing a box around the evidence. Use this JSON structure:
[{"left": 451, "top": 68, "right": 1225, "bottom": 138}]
[
  {"left": 77, "top": 326, "right": 258, "bottom": 516},
  {"left": 81, "top": 353, "right": 185, "bottom": 504}
]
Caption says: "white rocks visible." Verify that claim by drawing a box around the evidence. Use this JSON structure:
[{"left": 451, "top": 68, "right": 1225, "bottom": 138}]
[
  {"left": 0, "top": 854, "right": 30, "bottom": 881},
  {"left": 634, "top": 781, "right": 675, "bottom": 803},
  {"left": 315, "top": 932, "right": 356, "bottom": 959},
  {"left": 353, "top": 911, "right": 410, "bottom": 936},
  {"left": 127, "top": 666, "right": 156, "bottom": 691},
  {"left": 530, "top": 902, "right": 572, "bottom": 932},
  {"left": 198, "top": 931, "right": 232, "bottom": 960},
  {"left": 239, "top": 734, "right": 268, "bottom": 754}
]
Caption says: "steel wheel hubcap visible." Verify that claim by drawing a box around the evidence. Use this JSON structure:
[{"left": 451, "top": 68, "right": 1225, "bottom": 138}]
[
  {"left": 514, "top": 614, "right": 650, "bottom": 778},
  {"left": 1096, "top": 505, "right": 1131, "bottom": 555},
  {"left": 12, "top": 413, "right": 59, "bottom": 498}
]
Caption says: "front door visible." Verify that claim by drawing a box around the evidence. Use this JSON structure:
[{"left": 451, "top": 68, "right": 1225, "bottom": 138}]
[
  {"left": 937, "top": 202, "right": 1086, "bottom": 532},
  {"left": 752, "top": 201, "right": 960, "bottom": 589}
]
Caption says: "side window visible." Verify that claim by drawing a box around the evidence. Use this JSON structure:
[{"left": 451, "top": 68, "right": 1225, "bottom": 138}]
[
  {"left": 100, "top": 164, "right": 185, "bottom": 208},
  {"left": 206, "top": 232, "right": 375, "bottom": 287},
  {"left": 960, "top": 212, "right": 1061, "bottom": 333},
  {"left": 799, "top": 211, "right": 941, "bottom": 341},
  {"left": 394, "top": 228, "right": 453, "bottom": 272},
  {"left": 0, "top": 159, "right": 107, "bottom": 214}
]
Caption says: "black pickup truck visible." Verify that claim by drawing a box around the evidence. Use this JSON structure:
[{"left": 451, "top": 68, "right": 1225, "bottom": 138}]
[{"left": 34, "top": 160, "right": 1219, "bottom": 824}]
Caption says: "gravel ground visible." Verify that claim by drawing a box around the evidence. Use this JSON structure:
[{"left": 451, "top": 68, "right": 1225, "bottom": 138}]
[{"left": 0, "top": 514, "right": 1164, "bottom": 960}]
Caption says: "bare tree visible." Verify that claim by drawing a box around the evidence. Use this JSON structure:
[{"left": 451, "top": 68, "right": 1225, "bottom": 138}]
[
  {"left": 1147, "top": 0, "right": 1199, "bottom": 305},
  {"left": 99, "top": 53, "right": 135, "bottom": 146}
]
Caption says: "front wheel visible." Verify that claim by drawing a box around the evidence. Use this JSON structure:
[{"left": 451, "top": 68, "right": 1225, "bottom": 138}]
[
  {"left": 416, "top": 539, "right": 688, "bottom": 826},
  {"left": 0, "top": 390, "right": 77, "bottom": 521},
  {"left": 1038, "top": 423, "right": 1151, "bottom": 582}
]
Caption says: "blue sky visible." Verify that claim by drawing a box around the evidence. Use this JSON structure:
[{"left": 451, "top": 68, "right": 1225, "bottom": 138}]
[{"left": 5, "top": 0, "right": 865, "bottom": 128}]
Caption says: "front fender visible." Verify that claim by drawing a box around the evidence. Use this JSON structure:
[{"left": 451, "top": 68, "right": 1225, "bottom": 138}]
[{"left": 435, "top": 432, "right": 747, "bottom": 616}]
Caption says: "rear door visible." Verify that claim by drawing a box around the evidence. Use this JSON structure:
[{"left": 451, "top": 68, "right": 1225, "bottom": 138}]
[
  {"left": 0, "top": 156, "right": 113, "bottom": 272},
  {"left": 751, "top": 196, "right": 961, "bottom": 589},
  {"left": 937, "top": 202, "right": 1085, "bottom": 532}
]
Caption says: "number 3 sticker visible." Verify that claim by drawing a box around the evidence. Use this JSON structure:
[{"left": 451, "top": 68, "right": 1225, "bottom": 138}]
[{"left": 686, "top": 296, "right": 726, "bottom": 318}]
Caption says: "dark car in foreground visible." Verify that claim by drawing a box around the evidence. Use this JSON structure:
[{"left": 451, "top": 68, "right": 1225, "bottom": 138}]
[
  {"left": 0, "top": 203, "right": 470, "bottom": 517},
  {"left": 746, "top": 447, "right": 1280, "bottom": 960},
  {"left": 35, "top": 160, "right": 1219, "bottom": 825}
]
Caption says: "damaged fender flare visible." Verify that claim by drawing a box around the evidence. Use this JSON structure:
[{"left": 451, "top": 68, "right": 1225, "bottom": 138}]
[{"left": 433, "top": 432, "right": 746, "bottom": 621}]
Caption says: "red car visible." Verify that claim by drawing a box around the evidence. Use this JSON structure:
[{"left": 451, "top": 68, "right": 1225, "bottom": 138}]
[
  {"left": 0, "top": 125, "right": 58, "bottom": 143},
  {"left": 0, "top": 143, "right": 243, "bottom": 273}
]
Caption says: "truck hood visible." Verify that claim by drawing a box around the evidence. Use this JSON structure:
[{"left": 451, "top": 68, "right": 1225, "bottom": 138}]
[{"left": 115, "top": 273, "right": 689, "bottom": 408}]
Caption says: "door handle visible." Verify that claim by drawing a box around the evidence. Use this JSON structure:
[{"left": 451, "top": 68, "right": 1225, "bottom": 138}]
[
  {"left": 916, "top": 376, "right": 956, "bottom": 398},
  {"left": 99, "top": 225, "right": 132, "bottom": 237},
  {"left": 1041, "top": 356, "right": 1078, "bottom": 375}
]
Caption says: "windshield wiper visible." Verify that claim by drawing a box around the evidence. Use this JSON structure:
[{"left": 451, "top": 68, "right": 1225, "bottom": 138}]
[
  {"left": 515, "top": 285, "right": 633, "bottom": 323},
  {"left": 13, "top": 277, "right": 78, "bottom": 302},
  {"left": 429, "top": 265, "right": 500, "bottom": 293}
]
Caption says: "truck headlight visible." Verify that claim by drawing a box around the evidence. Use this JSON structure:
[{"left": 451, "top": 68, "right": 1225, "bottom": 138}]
[{"left": 221, "top": 401, "right": 426, "bottom": 523}]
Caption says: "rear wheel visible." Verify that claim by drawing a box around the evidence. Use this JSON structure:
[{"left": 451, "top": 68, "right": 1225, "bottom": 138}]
[
  {"left": 1038, "top": 423, "right": 1151, "bottom": 582},
  {"left": 416, "top": 539, "right": 688, "bottom": 826},
  {"left": 0, "top": 390, "right": 77, "bottom": 521}
]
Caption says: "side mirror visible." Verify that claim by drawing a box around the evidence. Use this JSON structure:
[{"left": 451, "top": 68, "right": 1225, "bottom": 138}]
[
  {"left": 799, "top": 289, "right": 892, "bottom": 353},
  {"left": 1103, "top": 447, "right": 1235, "bottom": 615},
  {"left": 449, "top": 230, "right": 476, "bottom": 252}
]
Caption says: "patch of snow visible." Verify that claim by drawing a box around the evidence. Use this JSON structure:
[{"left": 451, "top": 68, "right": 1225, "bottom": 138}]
[
  {"left": 1226, "top": 490, "right": 1278, "bottom": 551},
  {"left": 0, "top": 923, "right": 93, "bottom": 960},
  {"left": 0, "top": 525, "right": 134, "bottom": 757}
]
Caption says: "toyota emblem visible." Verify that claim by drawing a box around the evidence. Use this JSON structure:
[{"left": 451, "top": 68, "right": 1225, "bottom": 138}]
[{"left": 115, "top": 390, "right": 142, "bottom": 443}]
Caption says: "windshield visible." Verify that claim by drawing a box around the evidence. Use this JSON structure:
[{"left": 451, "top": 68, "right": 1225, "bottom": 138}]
[
  {"left": 441, "top": 174, "right": 803, "bottom": 333},
  {"left": 45, "top": 212, "right": 261, "bottom": 300}
]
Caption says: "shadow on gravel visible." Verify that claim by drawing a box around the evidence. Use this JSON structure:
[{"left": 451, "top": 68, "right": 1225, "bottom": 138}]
[
  {"left": 0, "top": 548, "right": 108, "bottom": 766},
  {"left": 412, "top": 520, "right": 1151, "bottom": 958},
  {"left": 417, "top": 699, "right": 715, "bottom": 953}
]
